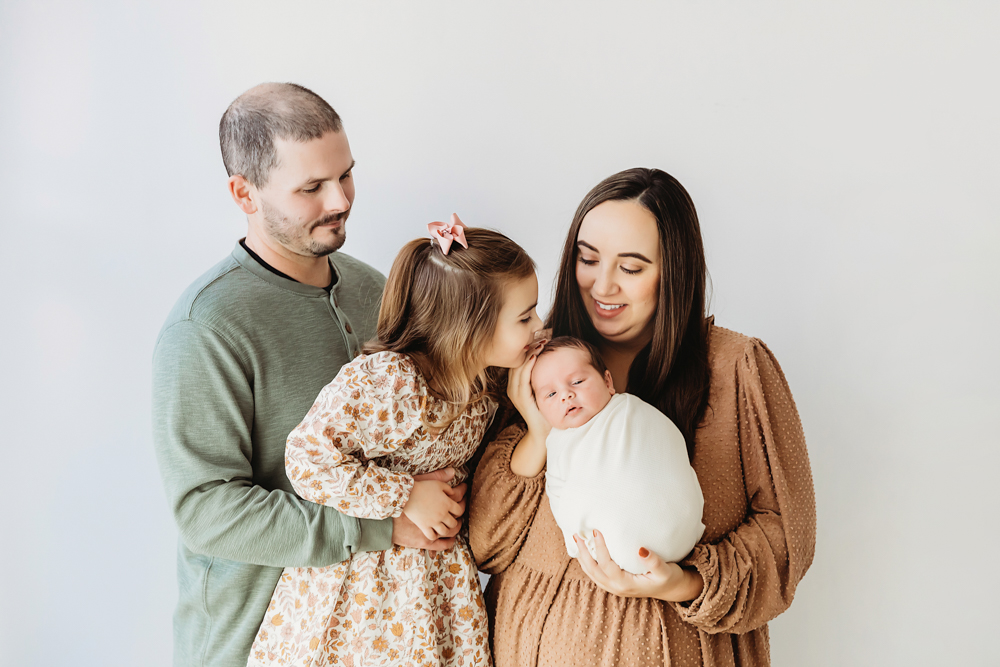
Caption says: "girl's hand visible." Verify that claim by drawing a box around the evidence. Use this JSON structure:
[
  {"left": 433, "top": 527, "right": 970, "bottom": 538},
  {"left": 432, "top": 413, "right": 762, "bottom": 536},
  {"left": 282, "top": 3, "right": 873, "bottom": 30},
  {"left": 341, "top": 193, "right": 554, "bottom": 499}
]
[
  {"left": 573, "top": 530, "right": 704, "bottom": 602},
  {"left": 402, "top": 480, "right": 465, "bottom": 541},
  {"left": 507, "top": 353, "right": 551, "bottom": 477}
]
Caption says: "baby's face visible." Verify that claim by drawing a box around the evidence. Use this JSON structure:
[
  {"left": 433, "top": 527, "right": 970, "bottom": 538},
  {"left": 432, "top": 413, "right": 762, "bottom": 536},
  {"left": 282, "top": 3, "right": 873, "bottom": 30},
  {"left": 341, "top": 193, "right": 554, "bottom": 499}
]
[{"left": 530, "top": 347, "right": 615, "bottom": 430}]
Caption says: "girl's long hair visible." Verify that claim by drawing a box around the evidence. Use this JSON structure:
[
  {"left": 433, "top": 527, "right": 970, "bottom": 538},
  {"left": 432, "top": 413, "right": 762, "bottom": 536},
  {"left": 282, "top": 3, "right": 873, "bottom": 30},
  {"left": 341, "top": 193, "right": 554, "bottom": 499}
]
[
  {"left": 365, "top": 227, "right": 535, "bottom": 431},
  {"left": 546, "top": 168, "right": 711, "bottom": 456}
]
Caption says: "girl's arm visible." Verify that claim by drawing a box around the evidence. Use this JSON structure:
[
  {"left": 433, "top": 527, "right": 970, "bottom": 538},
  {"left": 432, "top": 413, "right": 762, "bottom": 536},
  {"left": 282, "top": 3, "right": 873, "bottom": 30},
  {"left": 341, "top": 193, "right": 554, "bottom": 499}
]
[
  {"left": 468, "top": 424, "right": 547, "bottom": 574},
  {"left": 285, "top": 356, "right": 422, "bottom": 520},
  {"left": 668, "top": 339, "right": 816, "bottom": 633}
]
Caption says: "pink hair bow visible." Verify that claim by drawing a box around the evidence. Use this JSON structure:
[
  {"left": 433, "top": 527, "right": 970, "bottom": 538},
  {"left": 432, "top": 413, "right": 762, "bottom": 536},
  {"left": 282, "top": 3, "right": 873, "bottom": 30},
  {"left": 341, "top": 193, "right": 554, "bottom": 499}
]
[{"left": 427, "top": 213, "right": 468, "bottom": 255}]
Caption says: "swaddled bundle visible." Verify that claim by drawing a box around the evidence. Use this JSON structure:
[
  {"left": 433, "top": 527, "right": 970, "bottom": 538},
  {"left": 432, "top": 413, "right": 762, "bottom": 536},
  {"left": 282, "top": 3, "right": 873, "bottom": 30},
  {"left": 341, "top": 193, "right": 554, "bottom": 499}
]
[{"left": 545, "top": 393, "right": 706, "bottom": 574}]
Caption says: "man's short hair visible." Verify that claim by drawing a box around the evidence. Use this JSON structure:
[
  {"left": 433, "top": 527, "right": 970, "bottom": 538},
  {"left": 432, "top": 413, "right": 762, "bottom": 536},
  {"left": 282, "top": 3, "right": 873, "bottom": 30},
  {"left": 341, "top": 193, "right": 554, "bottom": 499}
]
[
  {"left": 537, "top": 336, "right": 608, "bottom": 377},
  {"left": 219, "top": 82, "right": 342, "bottom": 187}
]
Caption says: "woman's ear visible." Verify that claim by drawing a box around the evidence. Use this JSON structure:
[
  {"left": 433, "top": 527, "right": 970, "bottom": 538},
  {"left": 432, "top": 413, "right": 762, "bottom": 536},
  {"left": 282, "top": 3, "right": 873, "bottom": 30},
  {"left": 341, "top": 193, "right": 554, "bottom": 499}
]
[
  {"left": 228, "top": 175, "right": 258, "bottom": 215},
  {"left": 604, "top": 369, "right": 615, "bottom": 394}
]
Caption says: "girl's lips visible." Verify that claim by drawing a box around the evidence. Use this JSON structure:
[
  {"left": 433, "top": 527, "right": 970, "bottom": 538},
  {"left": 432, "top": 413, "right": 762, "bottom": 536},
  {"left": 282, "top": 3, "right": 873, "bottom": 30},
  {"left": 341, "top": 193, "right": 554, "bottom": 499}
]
[{"left": 592, "top": 299, "right": 626, "bottom": 319}]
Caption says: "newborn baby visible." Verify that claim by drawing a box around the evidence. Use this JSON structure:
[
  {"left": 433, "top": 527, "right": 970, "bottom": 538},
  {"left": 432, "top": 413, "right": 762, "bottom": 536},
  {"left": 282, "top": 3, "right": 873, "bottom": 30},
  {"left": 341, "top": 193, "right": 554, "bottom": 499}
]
[{"left": 531, "top": 337, "right": 705, "bottom": 574}]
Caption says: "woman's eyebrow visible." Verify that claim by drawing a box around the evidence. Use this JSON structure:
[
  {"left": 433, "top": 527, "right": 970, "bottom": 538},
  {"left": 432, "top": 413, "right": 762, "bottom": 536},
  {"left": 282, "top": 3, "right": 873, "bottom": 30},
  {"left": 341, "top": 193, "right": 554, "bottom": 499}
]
[{"left": 577, "top": 240, "right": 652, "bottom": 263}]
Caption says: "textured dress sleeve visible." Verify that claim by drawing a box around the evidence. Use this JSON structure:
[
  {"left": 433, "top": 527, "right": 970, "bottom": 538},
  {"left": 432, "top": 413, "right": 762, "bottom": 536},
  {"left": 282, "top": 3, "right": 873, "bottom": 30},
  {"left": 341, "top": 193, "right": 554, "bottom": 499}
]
[
  {"left": 469, "top": 424, "right": 548, "bottom": 574},
  {"left": 671, "top": 339, "right": 816, "bottom": 634},
  {"left": 285, "top": 354, "right": 422, "bottom": 520}
]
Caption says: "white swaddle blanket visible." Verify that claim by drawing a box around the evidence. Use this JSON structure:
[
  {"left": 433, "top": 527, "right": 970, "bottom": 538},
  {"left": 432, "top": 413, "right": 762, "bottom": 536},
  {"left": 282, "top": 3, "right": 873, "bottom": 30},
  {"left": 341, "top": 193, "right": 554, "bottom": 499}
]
[{"left": 545, "top": 393, "right": 705, "bottom": 574}]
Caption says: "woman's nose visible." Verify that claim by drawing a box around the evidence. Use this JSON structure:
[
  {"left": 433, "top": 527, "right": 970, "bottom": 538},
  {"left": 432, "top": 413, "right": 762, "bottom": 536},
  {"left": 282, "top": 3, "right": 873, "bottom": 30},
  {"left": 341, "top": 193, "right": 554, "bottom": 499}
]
[{"left": 592, "top": 266, "right": 617, "bottom": 297}]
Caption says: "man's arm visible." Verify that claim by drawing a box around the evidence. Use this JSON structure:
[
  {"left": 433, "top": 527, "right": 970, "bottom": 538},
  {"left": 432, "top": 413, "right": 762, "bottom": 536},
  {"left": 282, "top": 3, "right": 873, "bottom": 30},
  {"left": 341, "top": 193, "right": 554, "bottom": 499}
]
[{"left": 152, "top": 319, "right": 392, "bottom": 566}]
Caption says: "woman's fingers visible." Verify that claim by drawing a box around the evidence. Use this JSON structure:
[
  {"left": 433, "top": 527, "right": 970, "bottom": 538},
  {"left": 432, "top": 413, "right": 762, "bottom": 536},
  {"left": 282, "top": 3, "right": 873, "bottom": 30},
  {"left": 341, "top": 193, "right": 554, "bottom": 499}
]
[
  {"left": 573, "top": 535, "right": 610, "bottom": 588},
  {"left": 590, "top": 530, "right": 623, "bottom": 578}
]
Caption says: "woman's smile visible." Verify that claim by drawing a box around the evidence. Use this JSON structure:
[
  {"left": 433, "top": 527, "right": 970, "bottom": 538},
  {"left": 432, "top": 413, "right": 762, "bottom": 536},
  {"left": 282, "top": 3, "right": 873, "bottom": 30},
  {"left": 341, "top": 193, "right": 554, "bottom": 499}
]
[{"left": 593, "top": 299, "right": 627, "bottom": 317}]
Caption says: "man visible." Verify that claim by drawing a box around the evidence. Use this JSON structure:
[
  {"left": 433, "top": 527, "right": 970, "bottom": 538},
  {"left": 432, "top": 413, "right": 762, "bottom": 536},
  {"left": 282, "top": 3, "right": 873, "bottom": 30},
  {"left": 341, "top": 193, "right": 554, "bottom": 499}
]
[{"left": 152, "top": 83, "right": 462, "bottom": 667}]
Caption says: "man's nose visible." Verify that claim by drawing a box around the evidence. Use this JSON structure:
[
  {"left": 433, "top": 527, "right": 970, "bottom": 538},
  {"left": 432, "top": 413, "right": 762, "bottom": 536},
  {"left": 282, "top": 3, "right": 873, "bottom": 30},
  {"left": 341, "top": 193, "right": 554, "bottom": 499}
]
[{"left": 324, "top": 183, "right": 350, "bottom": 212}]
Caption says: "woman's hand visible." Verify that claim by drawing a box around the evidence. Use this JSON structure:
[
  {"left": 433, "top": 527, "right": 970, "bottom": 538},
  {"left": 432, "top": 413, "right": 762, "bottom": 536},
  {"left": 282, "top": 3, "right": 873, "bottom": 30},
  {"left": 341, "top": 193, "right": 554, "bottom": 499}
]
[
  {"left": 402, "top": 478, "right": 465, "bottom": 541},
  {"left": 573, "top": 530, "right": 704, "bottom": 602},
  {"left": 507, "top": 353, "right": 551, "bottom": 477}
]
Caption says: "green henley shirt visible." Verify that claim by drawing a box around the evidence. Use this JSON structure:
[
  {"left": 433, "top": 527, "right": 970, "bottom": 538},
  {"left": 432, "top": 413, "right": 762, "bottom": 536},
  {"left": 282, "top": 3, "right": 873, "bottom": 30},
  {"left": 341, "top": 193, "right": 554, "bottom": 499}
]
[{"left": 152, "top": 243, "right": 391, "bottom": 667}]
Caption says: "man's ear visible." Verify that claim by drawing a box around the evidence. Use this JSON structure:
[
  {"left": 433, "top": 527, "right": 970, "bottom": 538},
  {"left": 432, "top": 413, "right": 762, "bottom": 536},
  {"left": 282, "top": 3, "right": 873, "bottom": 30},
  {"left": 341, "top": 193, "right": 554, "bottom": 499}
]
[
  {"left": 604, "top": 369, "right": 615, "bottom": 395},
  {"left": 228, "top": 175, "right": 258, "bottom": 215}
]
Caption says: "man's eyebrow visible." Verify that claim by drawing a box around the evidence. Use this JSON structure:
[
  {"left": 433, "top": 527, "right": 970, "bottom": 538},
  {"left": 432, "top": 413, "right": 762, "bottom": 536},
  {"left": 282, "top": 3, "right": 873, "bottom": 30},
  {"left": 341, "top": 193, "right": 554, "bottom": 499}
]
[
  {"left": 518, "top": 302, "right": 538, "bottom": 317},
  {"left": 577, "top": 240, "right": 652, "bottom": 263},
  {"left": 302, "top": 161, "right": 356, "bottom": 185}
]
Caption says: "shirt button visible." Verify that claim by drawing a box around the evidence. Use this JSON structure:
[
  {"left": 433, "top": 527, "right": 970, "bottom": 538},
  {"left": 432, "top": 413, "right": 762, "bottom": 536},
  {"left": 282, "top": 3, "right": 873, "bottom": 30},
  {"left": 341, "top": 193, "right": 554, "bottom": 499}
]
[{"left": 345, "top": 323, "right": 353, "bottom": 334}]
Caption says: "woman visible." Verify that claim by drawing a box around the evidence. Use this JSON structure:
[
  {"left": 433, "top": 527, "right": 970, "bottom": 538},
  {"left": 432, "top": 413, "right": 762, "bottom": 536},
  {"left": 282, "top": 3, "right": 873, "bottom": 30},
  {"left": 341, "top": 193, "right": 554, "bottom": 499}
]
[{"left": 469, "top": 168, "right": 816, "bottom": 666}]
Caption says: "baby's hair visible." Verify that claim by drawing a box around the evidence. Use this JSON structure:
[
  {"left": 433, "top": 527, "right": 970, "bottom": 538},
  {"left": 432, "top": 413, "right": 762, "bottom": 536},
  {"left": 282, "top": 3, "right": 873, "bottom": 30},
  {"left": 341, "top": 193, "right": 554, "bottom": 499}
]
[
  {"left": 365, "top": 227, "right": 535, "bottom": 430},
  {"left": 536, "top": 336, "right": 608, "bottom": 377}
]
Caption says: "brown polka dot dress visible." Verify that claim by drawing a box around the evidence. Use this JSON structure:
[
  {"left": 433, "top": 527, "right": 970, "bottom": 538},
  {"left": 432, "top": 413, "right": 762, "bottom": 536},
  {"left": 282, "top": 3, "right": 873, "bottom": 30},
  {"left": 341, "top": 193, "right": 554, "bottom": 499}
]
[{"left": 469, "top": 324, "right": 816, "bottom": 666}]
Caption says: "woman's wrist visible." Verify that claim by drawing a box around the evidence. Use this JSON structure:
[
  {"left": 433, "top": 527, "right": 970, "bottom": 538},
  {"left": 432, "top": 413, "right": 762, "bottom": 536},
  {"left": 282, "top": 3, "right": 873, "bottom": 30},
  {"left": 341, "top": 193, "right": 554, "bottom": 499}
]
[
  {"left": 657, "top": 567, "right": 704, "bottom": 602},
  {"left": 510, "top": 427, "right": 547, "bottom": 477}
]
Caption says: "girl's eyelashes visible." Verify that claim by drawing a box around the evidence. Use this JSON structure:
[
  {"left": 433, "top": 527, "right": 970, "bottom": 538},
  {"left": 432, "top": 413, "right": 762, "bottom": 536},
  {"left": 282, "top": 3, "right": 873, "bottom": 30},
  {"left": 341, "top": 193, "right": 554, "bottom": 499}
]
[{"left": 620, "top": 266, "right": 640, "bottom": 275}]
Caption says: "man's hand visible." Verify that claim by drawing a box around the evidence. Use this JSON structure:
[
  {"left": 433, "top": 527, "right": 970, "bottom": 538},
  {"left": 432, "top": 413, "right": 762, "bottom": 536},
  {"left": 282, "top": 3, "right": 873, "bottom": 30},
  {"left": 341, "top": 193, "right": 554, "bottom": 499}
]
[{"left": 392, "top": 468, "right": 466, "bottom": 551}]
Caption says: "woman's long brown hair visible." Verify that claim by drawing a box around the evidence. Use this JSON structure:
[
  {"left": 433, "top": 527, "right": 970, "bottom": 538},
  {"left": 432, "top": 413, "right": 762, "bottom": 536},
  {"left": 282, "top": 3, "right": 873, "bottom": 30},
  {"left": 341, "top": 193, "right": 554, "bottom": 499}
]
[
  {"left": 546, "top": 168, "right": 711, "bottom": 456},
  {"left": 365, "top": 227, "right": 535, "bottom": 431}
]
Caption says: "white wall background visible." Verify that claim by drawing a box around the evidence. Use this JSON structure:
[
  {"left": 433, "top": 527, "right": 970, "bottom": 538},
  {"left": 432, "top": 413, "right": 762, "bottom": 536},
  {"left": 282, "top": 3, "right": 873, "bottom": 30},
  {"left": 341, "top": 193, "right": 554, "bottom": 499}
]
[{"left": 1, "top": 1, "right": 998, "bottom": 665}]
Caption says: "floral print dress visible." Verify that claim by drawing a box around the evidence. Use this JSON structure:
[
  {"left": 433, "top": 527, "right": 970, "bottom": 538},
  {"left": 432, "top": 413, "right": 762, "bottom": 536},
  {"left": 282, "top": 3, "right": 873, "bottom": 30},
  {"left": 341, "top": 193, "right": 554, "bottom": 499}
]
[{"left": 248, "top": 351, "right": 494, "bottom": 667}]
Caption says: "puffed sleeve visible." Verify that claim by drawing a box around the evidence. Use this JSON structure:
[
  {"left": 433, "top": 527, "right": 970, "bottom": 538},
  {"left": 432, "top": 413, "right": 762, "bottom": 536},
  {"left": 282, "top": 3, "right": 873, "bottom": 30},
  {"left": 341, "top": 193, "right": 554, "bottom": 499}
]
[
  {"left": 469, "top": 424, "right": 548, "bottom": 574},
  {"left": 285, "top": 353, "right": 423, "bottom": 520},
  {"left": 671, "top": 339, "right": 816, "bottom": 633}
]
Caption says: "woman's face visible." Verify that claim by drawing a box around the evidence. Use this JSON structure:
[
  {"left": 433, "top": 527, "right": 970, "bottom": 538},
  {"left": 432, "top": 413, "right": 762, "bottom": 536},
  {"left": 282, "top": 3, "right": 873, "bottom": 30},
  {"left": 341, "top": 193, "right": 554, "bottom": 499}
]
[{"left": 575, "top": 200, "right": 661, "bottom": 348}]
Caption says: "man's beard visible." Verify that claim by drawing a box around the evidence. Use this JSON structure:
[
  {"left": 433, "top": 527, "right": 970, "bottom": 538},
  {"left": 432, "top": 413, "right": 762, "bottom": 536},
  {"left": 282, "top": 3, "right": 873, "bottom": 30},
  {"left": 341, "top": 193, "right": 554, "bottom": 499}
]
[{"left": 261, "top": 199, "right": 347, "bottom": 257}]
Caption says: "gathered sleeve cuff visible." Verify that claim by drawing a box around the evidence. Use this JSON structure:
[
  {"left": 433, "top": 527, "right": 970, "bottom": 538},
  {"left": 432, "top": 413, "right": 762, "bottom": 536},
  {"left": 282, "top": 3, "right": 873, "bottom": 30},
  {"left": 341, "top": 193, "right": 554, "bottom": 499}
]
[
  {"left": 285, "top": 353, "right": 423, "bottom": 520},
  {"left": 469, "top": 424, "right": 547, "bottom": 574},
  {"left": 671, "top": 338, "right": 816, "bottom": 633}
]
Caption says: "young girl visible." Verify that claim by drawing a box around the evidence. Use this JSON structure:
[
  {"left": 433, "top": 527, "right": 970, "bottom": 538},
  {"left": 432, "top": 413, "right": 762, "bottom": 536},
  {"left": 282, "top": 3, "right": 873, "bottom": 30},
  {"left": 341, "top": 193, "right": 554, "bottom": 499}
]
[{"left": 248, "top": 216, "right": 542, "bottom": 667}]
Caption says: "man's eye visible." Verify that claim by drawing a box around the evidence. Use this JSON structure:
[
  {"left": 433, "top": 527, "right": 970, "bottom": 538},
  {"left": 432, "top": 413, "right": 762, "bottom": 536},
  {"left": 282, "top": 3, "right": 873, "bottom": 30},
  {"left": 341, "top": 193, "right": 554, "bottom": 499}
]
[{"left": 303, "top": 184, "right": 321, "bottom": 193}]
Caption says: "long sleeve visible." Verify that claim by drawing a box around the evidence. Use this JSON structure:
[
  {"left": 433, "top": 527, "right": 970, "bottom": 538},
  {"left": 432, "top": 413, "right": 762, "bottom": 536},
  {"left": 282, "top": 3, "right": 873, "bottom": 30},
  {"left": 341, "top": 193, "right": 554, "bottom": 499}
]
[
  {"left": 671, "top": 339, "right": 816, "bottom": 634},
  {"left": 285, "top": 355, "right": 420, "bottom": 520},
  {"left": 469, "top": 424, "right": 548, "bottom": 574},
  {"left": 152, "top": 320, "right": 391, "bottom": 569}
]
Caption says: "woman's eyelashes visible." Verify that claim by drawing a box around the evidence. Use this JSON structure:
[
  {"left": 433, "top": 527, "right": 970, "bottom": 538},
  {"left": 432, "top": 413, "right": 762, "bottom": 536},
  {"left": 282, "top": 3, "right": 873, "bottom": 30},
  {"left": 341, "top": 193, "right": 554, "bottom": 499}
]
[{"left": 577, "top": 254, "right": 642, "bottom": 275}]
